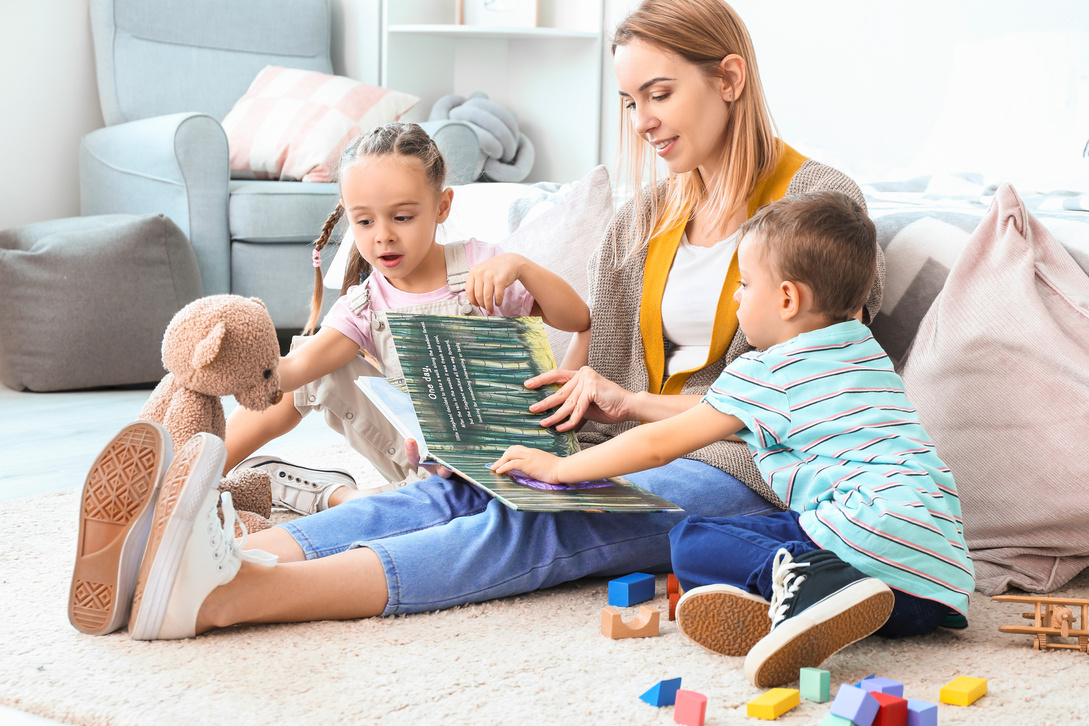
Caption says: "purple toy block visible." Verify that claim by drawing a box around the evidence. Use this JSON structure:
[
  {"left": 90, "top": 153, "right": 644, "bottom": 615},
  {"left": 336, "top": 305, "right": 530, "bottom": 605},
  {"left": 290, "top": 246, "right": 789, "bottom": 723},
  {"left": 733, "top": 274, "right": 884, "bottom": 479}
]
[
  {"left": 906, "top": 699, "right": 938, "bottom": 726},
  {"left": 609, "top": 573, "right": 655, "bottom": 607},
  {"left": 861, "top": 676, "right": 905, "bottom": 698},
  {"left": 830, "top": 684, "right": 879, "bottom": 726}
]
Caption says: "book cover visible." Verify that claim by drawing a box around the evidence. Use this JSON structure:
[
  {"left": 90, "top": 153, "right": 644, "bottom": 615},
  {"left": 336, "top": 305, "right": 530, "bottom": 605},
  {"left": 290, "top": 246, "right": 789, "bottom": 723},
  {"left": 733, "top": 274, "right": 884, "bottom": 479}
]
[{"left": 374, "top": 313, "right": 683, "bottom": 513}]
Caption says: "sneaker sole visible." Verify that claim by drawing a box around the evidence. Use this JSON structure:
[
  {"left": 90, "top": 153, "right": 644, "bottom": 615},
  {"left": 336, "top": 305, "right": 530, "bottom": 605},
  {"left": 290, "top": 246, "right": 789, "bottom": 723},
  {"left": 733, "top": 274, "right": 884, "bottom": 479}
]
[
  {"left": 744, "top": 579, "right": 895, "bottom": 688},
  {"left": 129, "top": 433, "right": 225, "bottom": 641},
  {"left": 69, "top": 422, "right": 171, "bottom": 635},
  {"left": 676, "top": 585, "right": 772, "bottom": 657}
]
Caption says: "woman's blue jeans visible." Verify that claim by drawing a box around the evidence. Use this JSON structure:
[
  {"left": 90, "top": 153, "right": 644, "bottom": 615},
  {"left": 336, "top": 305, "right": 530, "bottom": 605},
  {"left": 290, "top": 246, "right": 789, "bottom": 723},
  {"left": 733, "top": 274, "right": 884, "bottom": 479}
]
[{"left": 280, "top": 457, "right": 778, "bottom": 615}]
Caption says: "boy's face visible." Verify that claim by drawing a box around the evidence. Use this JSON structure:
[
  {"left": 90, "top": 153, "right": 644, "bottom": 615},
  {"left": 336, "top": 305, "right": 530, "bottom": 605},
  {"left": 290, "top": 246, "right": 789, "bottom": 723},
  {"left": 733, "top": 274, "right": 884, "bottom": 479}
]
[{"left": 734, "top": 234, "right": 788, "bottom": 350}]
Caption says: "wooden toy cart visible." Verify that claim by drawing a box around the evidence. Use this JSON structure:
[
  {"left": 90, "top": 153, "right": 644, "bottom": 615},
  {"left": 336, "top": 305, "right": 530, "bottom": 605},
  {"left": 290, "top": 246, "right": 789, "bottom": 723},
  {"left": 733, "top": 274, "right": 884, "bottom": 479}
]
[{"left": 992, "top": 595, "right": 1089, "bottom": 653}]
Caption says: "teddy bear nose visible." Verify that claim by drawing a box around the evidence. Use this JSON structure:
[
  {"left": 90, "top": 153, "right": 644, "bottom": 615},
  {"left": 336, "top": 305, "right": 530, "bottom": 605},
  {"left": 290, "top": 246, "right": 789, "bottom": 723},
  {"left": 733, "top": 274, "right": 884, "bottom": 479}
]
[{"left": 271, "top": 390, "right": 283, "bottom": 405}]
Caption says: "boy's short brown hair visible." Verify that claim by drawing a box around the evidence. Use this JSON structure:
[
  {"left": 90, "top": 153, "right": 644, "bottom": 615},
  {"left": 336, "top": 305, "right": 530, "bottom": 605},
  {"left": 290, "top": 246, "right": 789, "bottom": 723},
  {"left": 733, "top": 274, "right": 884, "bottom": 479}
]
[{"left": 739, "top": 190, "right": 876, "bottom": 321}]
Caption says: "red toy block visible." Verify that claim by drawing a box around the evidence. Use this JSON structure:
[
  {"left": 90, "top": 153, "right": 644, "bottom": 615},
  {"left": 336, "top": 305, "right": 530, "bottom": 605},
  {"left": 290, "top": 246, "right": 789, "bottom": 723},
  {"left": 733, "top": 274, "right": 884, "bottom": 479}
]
[
  {"left": 669, "top": 592, "right": 680, "bottom": 621},
  {"left": 667, "top": 573, "right": 680, "bottom": 595},
  {"left": 673, "top": 689, "right": 707, "bottom": 726},
  {"left": 871, "top": 691, "right": 908, "bottom": 726}
]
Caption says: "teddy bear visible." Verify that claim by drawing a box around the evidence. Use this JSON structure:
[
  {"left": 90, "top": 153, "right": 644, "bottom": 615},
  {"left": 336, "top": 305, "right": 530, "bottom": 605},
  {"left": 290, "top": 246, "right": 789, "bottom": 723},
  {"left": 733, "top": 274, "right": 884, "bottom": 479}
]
[{"left": 138, "top": 294, "right": 282, "bottom": 533}]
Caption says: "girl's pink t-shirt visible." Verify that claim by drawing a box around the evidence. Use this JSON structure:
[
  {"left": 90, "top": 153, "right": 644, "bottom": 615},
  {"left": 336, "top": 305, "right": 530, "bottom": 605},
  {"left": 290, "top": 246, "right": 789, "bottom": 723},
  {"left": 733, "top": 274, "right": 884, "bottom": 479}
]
[{"left": 321, "top": 238, "right": 535, "bottom": 356}]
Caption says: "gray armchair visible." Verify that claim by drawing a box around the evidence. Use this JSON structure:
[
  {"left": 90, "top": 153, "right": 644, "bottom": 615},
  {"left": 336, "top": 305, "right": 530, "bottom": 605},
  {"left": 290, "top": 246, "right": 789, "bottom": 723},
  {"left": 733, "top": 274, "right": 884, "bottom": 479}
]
[{"left": 81, "top": 0, "right": 482, "bottom": 330}]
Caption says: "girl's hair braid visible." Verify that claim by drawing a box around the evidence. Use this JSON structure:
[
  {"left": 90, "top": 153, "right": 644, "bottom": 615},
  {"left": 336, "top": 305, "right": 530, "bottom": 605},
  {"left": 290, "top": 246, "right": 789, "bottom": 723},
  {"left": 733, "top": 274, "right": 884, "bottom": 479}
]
[{"left": 303, "top": 122, "right": 447, "bottom": 335}]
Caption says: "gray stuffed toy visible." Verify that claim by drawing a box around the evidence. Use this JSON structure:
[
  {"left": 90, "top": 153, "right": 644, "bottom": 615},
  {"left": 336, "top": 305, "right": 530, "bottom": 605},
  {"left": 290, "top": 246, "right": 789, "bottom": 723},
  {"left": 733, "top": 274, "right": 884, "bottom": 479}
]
[{"left": 429, "top": 92, "right": 536, "bottom": 182}]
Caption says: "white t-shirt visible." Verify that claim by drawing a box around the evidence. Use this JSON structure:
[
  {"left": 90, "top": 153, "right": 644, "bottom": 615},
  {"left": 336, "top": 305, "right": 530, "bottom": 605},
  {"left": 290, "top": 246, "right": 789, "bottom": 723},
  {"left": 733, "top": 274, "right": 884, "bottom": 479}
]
[
  {"left": 321, "top": 238, "right": 535, "bottom": 356},
  {"left": 660, "top": 231, "right": 739, "bottom": 377}
]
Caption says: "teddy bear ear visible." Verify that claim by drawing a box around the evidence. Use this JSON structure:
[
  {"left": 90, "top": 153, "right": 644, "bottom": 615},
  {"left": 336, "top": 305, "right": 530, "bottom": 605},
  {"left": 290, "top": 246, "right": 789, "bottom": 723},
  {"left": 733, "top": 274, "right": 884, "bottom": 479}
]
[
  {"left": 249, "top": 297, "right": 267, "bottom": 310},
  {"left": 191, "top": 321, "right": 227, "bottom": 370}
]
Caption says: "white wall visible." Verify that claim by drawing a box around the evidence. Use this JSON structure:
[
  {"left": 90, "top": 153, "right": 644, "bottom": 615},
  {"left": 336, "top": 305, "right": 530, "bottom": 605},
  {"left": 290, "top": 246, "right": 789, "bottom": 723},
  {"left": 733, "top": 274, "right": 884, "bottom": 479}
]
[
  {"left": 3, "top": 1, "right": 1086, "bottom": 232},
  {"left": 600, "top": 0, "right": 1089, "bottom": 189}
]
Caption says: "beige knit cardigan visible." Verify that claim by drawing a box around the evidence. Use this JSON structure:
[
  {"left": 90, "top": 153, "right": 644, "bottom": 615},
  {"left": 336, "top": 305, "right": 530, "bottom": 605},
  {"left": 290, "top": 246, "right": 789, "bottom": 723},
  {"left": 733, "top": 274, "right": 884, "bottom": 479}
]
[{"left": 577, "top": 158, "right": 885, "bottom": 507}]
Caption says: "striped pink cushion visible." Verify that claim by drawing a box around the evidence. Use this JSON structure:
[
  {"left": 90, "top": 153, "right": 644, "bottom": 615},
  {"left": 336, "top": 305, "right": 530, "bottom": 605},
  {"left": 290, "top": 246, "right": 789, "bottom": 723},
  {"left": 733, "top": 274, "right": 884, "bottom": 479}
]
[{"left": 222, "top": 66, "right": 419, "bottom": 183}]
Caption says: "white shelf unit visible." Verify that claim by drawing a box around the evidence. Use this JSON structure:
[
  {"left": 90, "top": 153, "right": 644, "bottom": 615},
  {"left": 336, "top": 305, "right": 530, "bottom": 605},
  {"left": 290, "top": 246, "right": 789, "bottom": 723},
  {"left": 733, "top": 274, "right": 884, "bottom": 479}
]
[{"left": 381, "top": 0, "right": 604, "bottom": 183}]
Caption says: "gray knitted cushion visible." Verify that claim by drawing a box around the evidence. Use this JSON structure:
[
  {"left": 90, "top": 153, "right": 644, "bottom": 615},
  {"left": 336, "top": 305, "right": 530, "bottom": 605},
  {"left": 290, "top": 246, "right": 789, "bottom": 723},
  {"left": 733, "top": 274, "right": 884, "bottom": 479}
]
[{"left": 0, "top": 214, "right": 202, "bottom": 391}]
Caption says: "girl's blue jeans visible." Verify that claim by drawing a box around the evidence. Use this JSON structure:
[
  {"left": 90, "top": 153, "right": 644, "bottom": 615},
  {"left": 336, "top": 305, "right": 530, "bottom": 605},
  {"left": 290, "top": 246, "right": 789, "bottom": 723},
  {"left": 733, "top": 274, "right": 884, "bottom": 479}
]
[
  {"left": 669, "top": 511, "right": 950, "bottom": 638},
  {"left": 280, "top": 458, "right": 778, "bottom": 615}
]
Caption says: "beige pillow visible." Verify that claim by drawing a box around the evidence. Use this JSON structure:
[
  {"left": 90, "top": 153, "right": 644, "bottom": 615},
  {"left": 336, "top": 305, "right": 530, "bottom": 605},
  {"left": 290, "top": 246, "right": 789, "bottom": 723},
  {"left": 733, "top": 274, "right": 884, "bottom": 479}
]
[{"left": 899, "top": 183, "right": 1089, "bottom": 595}]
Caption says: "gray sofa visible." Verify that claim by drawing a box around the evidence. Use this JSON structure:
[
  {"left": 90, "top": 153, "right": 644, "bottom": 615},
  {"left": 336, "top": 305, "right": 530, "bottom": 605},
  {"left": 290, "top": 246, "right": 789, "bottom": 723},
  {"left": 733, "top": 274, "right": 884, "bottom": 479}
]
[{"left": 80, "top": 0, "right": 481, "bottom": 330}]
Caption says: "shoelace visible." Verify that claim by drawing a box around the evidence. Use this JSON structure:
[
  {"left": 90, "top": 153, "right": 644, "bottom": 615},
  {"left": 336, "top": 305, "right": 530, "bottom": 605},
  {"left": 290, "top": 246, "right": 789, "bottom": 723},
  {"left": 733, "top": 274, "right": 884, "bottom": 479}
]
[
  {"left": 767, "top": 548, "right": 810, "bottom": 629},
  {"left": 209, "top": 491, "right": 278, "bottom": 571}
]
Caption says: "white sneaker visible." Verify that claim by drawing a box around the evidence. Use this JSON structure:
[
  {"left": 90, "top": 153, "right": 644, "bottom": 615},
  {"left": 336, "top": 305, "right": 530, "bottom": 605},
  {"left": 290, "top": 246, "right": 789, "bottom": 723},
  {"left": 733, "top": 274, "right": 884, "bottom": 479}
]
[
  {"left": 129, "top": 433, "right": 276, "bottom": 640},
  {"left": 234, "top": 455, "right": 359, "bottom": 514},
  {"left": 69, "top": 421, "right": 172, "bottom": 635}
]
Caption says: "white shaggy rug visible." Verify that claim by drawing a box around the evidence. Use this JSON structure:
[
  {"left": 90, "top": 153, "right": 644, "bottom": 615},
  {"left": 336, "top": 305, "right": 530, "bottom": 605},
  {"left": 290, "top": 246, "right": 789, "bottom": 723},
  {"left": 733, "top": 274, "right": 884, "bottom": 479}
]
[{"left": 3, "top": 441, "right": 1088, "bottom": 725}]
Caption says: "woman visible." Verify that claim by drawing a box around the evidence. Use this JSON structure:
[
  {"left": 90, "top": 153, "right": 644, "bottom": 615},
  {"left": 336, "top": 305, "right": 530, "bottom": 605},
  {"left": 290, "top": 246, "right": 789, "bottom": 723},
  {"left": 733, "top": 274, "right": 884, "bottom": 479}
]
[{"left": 97, "top": 0, "right": 884, "bottom": 639}]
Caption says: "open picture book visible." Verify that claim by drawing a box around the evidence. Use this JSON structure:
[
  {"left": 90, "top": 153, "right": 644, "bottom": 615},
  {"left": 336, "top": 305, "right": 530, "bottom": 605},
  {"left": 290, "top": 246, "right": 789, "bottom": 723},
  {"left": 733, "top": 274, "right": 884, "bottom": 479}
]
[{"left": 354, "top": 313, "right": 682, "bottom": 513}]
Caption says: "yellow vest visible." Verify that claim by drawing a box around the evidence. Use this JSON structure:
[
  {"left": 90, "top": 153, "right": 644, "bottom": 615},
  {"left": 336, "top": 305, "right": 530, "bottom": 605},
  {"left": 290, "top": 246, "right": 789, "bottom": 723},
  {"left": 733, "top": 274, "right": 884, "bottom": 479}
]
[{"left": 638, "top": 142, "right": 808, "bottom": 395}]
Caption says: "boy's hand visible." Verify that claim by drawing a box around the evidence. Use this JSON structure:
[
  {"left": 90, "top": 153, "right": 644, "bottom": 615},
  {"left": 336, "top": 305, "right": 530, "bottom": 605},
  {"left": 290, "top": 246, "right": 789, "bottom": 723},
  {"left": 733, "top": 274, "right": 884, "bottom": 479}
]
[
  {"left": 491, "top": 445, "right": 563, "bottom": 484},
  {"left": 466, "top": 253, "right": 524, "bottom": 314}
]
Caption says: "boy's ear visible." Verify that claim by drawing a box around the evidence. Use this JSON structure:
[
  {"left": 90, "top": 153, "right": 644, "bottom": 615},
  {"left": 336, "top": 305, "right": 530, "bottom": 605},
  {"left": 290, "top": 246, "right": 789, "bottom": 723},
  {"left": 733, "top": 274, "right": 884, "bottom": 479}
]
[
  {"left": 779, "top": 280, "right": 802, "bottom": 320},
  {"left": 436, "top": 187, "right": 454, "bottom": 224}
]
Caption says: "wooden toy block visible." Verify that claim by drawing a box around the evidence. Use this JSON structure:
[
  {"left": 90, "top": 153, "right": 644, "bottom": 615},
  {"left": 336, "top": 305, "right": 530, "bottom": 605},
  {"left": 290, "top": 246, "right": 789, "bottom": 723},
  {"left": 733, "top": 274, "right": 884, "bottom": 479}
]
[
  {"left": 799, "top": 667, "right": 831, "bottom": 702},
  {"left": 609, "top": 572, "right": 656, "bottom": 607},
  {"left": 821, "top": 716, "right": 853, "bottom": 726},
  {"left": 673, "top": 689, "right": 707, "bottom": 726},
  {"left": 906, "top": 699, "right": 938, "bottom": 726},
  {"left": 746, "top": 688, "right": 799, "bottom": 720},
  {"left": 939, "top": 675, "right": 987, "bottom": 706},
  {"left": 640, "top": 677, "right": 682, "bottom": 707},
  {"left": 669, "top": 592, "right": 680, "bottom": 621},
  {"left": 871, "top": 691, "right": 908, "bottom": 726},
  {"left": 861, "top": 676, "right": 904, "bottom": 698},
  {"left": 830, "top": 684, "right": 879, "bottom": 726},
  {"left": 601, "top": 605, "right": 660, "bottom": 639},
  {"left": 667, "top": 573, "right": 680, "bottom": 595}
]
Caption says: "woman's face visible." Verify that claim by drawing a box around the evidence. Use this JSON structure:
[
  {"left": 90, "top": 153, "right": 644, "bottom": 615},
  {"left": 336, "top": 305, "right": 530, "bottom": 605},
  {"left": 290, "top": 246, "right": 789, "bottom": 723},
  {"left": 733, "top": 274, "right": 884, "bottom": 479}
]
[{"left": 614, "top": 39, "right": 733, "bottom": 179}]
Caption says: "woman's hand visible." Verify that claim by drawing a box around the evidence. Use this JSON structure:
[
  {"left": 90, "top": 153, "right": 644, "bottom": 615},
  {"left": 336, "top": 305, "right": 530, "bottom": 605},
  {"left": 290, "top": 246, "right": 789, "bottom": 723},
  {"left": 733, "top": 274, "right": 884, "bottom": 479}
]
[
  {"left": 491, "top": 445, "right": 563, "bottom": 484},
  {"left": 526, "top": 366, "right": 634, "bottom": 432},
  {"left": 404, "top": 438, "right": 452, "bottom": 479},
  {"left": 466, "top": 253, "right": 524, "bottom": 314}
]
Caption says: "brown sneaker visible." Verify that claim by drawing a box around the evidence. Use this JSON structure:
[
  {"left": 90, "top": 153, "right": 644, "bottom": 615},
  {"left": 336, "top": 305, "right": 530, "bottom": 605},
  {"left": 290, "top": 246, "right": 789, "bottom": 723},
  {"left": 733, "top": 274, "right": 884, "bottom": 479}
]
[
  {"left": 68, "top": 421, "right": 172, "bottom": 635},
  {"left": 676, "top": 584, "right": 772, "bottom": 657}
]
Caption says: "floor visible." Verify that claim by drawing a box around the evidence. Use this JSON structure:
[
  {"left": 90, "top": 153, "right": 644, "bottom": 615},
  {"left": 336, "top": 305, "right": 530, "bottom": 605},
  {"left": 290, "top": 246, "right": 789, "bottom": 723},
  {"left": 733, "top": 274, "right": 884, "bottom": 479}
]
[{"left": 0, "top": 380, "right": 340, "bottom": 725}]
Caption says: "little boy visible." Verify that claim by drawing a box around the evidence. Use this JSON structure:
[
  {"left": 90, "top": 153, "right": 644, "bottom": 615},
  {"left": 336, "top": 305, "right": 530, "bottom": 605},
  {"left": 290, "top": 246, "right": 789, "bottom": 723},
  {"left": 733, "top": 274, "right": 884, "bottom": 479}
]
[{"left": 492, "top": 190, "right": 973, "bottom": 688}]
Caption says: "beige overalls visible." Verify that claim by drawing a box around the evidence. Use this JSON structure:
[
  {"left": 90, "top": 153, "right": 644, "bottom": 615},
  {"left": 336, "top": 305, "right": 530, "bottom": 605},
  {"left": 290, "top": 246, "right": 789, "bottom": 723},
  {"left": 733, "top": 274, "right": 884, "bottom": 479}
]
[{"left": 293, "top": 242, "right": 482, "bottom": 489}]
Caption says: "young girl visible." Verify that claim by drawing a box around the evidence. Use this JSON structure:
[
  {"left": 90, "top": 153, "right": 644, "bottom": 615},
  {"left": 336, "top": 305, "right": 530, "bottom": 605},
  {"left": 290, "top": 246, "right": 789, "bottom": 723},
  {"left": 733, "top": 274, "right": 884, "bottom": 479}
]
[{"left": 223, "top": 122, "right": 590, "bottom": 513}]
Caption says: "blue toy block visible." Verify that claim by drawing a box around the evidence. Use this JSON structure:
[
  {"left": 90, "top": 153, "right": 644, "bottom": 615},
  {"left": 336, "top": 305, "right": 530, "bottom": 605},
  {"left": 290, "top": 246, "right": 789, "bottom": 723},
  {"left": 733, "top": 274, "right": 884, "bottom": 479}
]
[
  {"left": 861, "top": 676, "right": 904, "bottom": 698},
  {"left": 608, "top": 573, "right": 655, "bottom": 606},
  {"left": 855, "top": 673, "right": 877, "bottom": 687},
  {"left": 830, "top": 684, "right": 879, "bottom": 726},
  {"left": 639, "top": 677, "right": 682, "bottom": 707},
  {"left": 906, "top": 699, "right": 938, "bottom": 726},
  {"left": 800, "top": 667, "right": 831, "bottom": 702}
]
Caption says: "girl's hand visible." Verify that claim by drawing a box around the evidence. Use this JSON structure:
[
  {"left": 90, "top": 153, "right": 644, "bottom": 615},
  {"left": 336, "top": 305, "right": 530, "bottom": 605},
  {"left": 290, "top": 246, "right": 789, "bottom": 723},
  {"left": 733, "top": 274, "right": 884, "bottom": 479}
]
[
  {"left": 491, "top": 445, "right": 563, "bottom": 483},
  {"left": 526, "top": 366, "right": 634, "bottom": 431},
  {"left": 466, "top": 253, "right": 524, "bottom": 314},
  {"left": 405, "top": 438, "right": 453, "bottom": 479}
]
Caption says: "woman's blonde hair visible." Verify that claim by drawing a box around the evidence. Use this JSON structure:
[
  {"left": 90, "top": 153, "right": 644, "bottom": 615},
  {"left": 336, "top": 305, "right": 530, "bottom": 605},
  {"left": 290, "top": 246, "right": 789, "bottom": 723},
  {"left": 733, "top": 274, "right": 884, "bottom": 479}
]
[
  {"left": 305, "top": 122, "right": 447, "bottom": 334},
  {"left": 613, "top": 0, "right": 779, "bottom": 257}
]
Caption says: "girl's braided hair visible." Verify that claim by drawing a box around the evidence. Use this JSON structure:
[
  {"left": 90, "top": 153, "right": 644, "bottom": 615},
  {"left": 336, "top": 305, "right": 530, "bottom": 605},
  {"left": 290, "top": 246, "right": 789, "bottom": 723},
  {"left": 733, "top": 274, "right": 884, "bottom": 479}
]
[{"left": 305, "top": 122, "right": 447, "bottom": 334}]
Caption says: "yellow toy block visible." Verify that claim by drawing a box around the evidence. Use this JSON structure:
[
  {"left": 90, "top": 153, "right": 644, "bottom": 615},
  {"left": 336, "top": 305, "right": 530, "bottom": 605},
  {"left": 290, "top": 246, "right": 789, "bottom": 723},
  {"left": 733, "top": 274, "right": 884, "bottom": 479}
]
[
  {"left": 747, "top": 688, "right": 800, "bottom": 720},
  {"left": 939, "top": 676, "right": 987, "bottom": 706}
]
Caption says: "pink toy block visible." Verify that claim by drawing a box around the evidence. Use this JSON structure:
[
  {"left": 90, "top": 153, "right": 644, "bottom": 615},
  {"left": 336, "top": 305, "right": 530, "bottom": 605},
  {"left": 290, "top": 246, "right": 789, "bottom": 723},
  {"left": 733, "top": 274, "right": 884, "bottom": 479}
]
[
  {"left": 871, "top": 691, "right": 908, "bottom": 726},
  {"left": 673, "top": 689, "right": 707, "bottom": 726}
]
